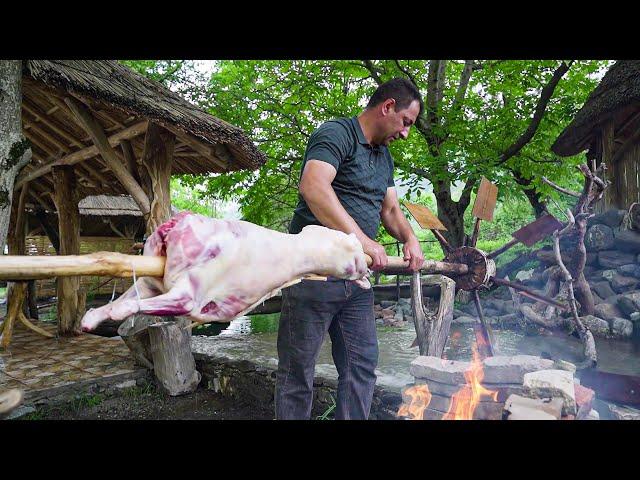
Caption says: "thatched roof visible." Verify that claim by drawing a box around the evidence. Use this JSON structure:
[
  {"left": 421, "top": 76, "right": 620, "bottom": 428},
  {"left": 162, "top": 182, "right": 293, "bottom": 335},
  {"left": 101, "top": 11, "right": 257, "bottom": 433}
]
[
  {"left": 24, "top": 60, "right": 266, "bottom": 170},
  {"left": 78, "top": 195, "right": 142, "bottom": 217},
  {"left": 552, "top": 60, "right": 640, "bottom": 156},
  {"left": 16, "top": 60, "right": 267, "bottom": 212}
]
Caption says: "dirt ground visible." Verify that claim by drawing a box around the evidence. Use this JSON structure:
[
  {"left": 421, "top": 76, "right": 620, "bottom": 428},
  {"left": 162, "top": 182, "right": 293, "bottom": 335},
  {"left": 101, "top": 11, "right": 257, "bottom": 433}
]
[{"left": 19, "top": 385, "right": 275, "bottom": 420}]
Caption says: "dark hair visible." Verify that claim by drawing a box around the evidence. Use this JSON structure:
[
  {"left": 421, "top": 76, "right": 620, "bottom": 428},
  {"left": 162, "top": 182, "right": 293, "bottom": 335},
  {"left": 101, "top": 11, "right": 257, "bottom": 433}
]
[{"left": 366, "top": 77, "right": 424, "bottom": 116}]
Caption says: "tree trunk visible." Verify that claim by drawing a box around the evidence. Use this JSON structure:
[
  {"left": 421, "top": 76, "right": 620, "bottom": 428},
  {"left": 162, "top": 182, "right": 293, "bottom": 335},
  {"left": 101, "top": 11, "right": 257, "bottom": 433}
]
[
  {"left": 52, "top": 165, "right": 82, "bottom": 335},
  {"left": 0, "top": 60, "right": 32, "bottom": 252},
  {"left": 148, "top": 319, "right": 201, "bottom": 396},
  {"left": 140, "top": 122, "right": 175, "bottom": 235},
  {"left": 434, "top": 186, "right": 466, "bottom": 247}
]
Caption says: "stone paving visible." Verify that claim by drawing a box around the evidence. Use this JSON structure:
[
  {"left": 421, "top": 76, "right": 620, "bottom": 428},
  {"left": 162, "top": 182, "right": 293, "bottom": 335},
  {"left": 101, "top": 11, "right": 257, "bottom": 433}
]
[{"left": 0, "top": 320, "right": 144, "bottom": 402}]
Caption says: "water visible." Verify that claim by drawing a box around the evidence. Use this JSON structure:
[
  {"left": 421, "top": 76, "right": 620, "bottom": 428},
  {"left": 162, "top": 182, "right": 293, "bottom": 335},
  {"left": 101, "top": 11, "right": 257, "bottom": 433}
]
[{"left": 192, "top": 313, "right": 640, "bottom": 392}]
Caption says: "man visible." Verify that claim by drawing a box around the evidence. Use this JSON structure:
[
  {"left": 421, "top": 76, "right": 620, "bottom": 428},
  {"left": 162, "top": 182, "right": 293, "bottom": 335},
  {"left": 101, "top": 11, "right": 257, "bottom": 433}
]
[{"left": 275, "top": 77, "right": 425, "bottom": 420}]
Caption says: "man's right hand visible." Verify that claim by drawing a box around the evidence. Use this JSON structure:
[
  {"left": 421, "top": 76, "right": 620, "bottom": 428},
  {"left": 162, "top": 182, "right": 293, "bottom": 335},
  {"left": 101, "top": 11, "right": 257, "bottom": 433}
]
[{"left": 361, "top": 237, "right": 388, "bottom": 271}]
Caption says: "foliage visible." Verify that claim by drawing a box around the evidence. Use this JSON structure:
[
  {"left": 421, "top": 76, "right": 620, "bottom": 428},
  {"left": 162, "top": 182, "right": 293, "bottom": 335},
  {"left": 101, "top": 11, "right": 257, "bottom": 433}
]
[{"left": 119, "top": 59, "right": 612, "bottom": 240}]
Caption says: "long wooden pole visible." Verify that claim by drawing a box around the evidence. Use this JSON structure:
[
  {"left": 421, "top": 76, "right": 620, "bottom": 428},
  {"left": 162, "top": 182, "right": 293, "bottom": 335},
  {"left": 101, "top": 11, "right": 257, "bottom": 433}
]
[{"left": 0, "top": 252, "right": 469, "bottom": 281}]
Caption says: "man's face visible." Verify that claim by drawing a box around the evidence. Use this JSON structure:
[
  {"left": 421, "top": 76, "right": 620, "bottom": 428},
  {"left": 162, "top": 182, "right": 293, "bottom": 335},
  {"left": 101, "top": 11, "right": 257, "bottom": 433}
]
[{"left": 380, "top": 99, "right": 420, "bottom": 146}]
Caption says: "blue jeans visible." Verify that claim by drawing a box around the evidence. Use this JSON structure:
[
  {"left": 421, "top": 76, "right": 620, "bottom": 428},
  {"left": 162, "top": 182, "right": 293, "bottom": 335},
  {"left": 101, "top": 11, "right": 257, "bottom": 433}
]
[{"left": 275, "top": 278, "right": 378, "bottom": 420}]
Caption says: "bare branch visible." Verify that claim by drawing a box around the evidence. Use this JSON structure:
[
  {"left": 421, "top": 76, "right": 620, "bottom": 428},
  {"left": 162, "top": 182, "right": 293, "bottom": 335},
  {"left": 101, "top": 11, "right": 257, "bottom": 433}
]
[
  {"left": 393, "top": 60, "right": 419, "bottom": 89},
  {"left": 361, "top": 60, "right": 384, "bottom": 85},
  {"left": 541, "top": 176, "right": 581, "bottom": 197},
  {"left": 450, "top": 60, "right": 474, "bottom": 116}
]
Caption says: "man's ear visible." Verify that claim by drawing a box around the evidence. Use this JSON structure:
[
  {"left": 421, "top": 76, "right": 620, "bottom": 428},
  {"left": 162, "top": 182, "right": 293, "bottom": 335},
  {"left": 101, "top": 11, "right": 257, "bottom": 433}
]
[{"left": 381, "top": 98, "right": 396, "bottom": 116}]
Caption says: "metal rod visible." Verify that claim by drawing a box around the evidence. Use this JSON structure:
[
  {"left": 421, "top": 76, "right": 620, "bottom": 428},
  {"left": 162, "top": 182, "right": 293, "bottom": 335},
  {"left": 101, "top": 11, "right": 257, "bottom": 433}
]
[
  {"left": 431, "top": 229, "right": 453, "bottom": 253},
  {"left": 487, "top": 238, "right": 519, "bottom": 259},
  {"left": 472, "top": 289, "right": 495, "bottom": 357},
  {"left": 490, "top": 276, "right": 568, "bottom": 310},
  {"left": 470, "top": 218, "right": 481, "bottom": 247}
]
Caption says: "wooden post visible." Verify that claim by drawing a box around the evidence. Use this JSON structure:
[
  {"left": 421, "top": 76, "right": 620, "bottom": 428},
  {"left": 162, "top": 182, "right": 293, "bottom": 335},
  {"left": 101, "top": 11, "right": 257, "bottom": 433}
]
[
  {"left": 601, "top": 121, "right": 619, "bottom": 208},
  {"left": 140, "top": 122, "right": 175, "bottom": 235},
  {"left": 148, "top": 319, "right": 201, "bottom": 396},
  {"left": 52, "top": 165, "right": 81, "bottom": 335},
  {"left": 410, "top": 273, "right": 456, "bottom": 358}
]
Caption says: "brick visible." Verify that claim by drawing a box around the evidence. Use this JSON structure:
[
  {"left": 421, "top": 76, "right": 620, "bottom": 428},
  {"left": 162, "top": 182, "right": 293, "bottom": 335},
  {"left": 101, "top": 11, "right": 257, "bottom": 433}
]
[{"left": 574, "top": 383, "right": 595, "bottom": 420}]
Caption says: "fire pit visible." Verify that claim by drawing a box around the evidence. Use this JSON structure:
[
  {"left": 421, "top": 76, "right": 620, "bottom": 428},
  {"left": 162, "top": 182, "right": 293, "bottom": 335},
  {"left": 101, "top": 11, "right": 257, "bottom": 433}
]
[{"left": 398, "top": 353, "right": 597, "bottom": 420}]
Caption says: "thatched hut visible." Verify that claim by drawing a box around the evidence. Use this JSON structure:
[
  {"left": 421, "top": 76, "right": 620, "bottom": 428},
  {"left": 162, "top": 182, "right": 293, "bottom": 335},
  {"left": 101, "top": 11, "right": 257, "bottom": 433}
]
[
  {"left": 7, "top": 60, "right": 266, "bottom": 335},
  {"left": 552, "top": 60, "right": 640, "bottom": 211}
]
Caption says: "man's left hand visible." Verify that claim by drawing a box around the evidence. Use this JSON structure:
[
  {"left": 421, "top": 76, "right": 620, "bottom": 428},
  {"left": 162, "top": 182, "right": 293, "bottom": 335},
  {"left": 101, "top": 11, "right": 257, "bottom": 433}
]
[{"left": 403, "top": 236, "right": 424, "bottom": 272}]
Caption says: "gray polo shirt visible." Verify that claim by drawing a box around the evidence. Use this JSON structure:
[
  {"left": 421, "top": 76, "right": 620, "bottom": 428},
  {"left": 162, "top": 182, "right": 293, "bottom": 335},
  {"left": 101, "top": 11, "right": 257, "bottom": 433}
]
[{"left": 289, "top": 116, "right": 395, "bottom": 239}]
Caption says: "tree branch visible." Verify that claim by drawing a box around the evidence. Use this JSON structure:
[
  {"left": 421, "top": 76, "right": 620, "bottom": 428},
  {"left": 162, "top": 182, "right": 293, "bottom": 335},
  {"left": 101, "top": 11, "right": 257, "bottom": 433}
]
[
  {"left": 393, "top": 60, "right": 419, "bottom": 89},
  {"left": 498, "top": 61, "right": 572, "bottom": 165},
  {"left": 541, "top": 176, "right": 581, "bottom": 197},
  {"left": 362, "top": 60, "right": 384, "bottom": 85}
]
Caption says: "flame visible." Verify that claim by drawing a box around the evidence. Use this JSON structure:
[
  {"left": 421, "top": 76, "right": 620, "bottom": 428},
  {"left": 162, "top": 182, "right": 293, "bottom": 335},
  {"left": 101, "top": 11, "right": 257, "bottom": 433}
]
[
  {"left": 397, "top": 384, "right": 432, "bottom": 420},
  {"left": 442, "top": 345, "right": 498, "bottom": 420}
]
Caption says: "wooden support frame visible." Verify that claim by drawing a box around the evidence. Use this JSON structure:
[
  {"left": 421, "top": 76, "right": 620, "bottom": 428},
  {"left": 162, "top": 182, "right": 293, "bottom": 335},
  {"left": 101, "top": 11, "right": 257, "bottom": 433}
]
[
  {"left": 52, "top": 165, "right": 82, "bottom": 335},
  {"left": 410, "top": 273, "right": 456, "bottom": 358},
  {"left": 140, "top": 122, "right": 176, "bottom": 234},
  {"left": 161, "top": 123, "right": 229, "bottom": 170},
  {"left": 15, "top": 120, "right": 148, "bottom": 189},
  {"left": 63, "top": 96, "right": 151, "bottom": 217}
]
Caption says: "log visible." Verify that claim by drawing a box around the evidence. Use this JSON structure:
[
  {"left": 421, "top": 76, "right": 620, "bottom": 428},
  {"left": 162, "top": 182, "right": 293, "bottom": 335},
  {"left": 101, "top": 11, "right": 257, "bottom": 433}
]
[
  {"left": 410, "top": 273, "right": 456, "bottom": 357},
  {"left": 148, "top": 319, "right": 201, "bottom": 396},
  {"left": 0, "top": 253, "right": 466, "bottom": 281},
  {"left": 52, "top": 165, "right": 81, "bottom": 335},
  {"left": 117, "top": 314, "right": 173, "bottom": 369}
]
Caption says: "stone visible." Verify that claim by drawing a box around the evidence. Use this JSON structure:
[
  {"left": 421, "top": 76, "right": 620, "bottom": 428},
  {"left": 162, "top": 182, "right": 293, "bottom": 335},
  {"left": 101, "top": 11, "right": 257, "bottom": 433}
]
[
  {"left": 580, "top": 315, "right": 610, "bottom": 336},
  {"left": 409, "top": 356, "right": 470, "bottom": 385},
  {"left": 453, "top": 309, "right": 466, "bottom": 318},
  {"left": 394, "top": 309, "right": 404, "bottom": 322},
  {"left": 523, "top": 369, "right": 577, "bottom": 416},
  {"left": 504, "top": 394, "right": 563, "bottom": 420},
  {"left": 592, "top": 281, "right": 616, "bottom": 300},
  {"left": 381, "top": 308, "right": 395, "bottom": 318},
  {"left": 415, "top": 378, "right": 524, "bottom": 400},
  {"left": 453, "top": 315, "right": 477, "bottom": 324},
  {"left": 594, "top": 302, "right": 624, "bottom": 322},
  {"left": 630, "top": 312, "right": 640, "bottom": 323},
  {"left": 586, "top": 252, "right": 599, "bottom": 266},
  {"left": 611, "top": 317, "right": 633, "bottom": 338},
  {"left": 585, "top": 224, "right": 615, "bottom": 251},
  {"left": 496, "top": 313, "right": 522, "bottom": 326},
  {"left": 482, "top": 355, "right": 554, "bottom": 384},
  {"left": 2, "top": 405, "right": 36, "bottom": 420},
  {"left": 609, "top": 404, "right": 640, "bottom": 420},
  {"left": 614, "top": 229, "right": 640, "bottom": 254},
  {"left": 619, "top": 264, "right": 640, "bottom": 279},
  {"left": 599, "top": 250, "right": 637, "bottom": 269},
  {"left": 611, "top": 274, "right": 639, "bottom": 293},
  {"left": 617, "top": 291, "right": 640, "bottom": 316},
  {"left": 552, "top": 359, "right": 577, "bottom": 374},
  {"left": 515, "top": 269, "right": 535, "bottom": 282},
  {"left": 588, "top": 209, "right": 626, "bottom": 228},
  {"left": 380, "top": 301, "right": 396, "bottom": 308},
  {"left": 600, "top": 269, "right": 617, "bottom": 281},
  {"left": 574, "top": 383, "right": 596, "bottom": 420}
]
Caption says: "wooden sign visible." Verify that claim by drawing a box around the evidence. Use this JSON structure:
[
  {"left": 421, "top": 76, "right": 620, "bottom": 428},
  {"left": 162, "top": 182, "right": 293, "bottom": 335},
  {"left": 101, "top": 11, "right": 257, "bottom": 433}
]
[
  {"left": 403, "top": 201, "right": 447, "bottom": 231},
  {"left": 472, "top": 177, "right": 498, "bottom": 221}
]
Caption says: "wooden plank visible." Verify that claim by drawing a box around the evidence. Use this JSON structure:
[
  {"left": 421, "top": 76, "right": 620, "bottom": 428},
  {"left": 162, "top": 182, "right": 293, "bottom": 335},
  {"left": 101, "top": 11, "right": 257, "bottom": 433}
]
[
  {"left": 472, "top": 177, "right": 498, "bottom": 221},
  {"left": 14, "top": 120, "right": 148, "bottom": 188},
  {"left": 22, "top": 99, "right": 84, "bottom": 148},
  {"left": 403, "top": 201, "right": 447, "bottom": 230},
  {"left": 161, "top": 123, "right": 228, "bottom": 170},
  {"left": 63, "top": 96, "right": 150, "bottom": 217}
]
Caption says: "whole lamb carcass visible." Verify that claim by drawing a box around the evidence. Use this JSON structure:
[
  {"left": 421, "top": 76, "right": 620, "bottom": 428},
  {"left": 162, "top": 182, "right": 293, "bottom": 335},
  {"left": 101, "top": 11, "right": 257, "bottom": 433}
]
[{"left": 81, "top": 212, "right": 370, "bottom": 332}]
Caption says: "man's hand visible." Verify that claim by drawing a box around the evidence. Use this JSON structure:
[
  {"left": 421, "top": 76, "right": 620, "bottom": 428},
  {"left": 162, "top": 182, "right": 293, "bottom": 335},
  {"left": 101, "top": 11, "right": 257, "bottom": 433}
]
[
  {"left": 361, "top": 237, "right": 388, "bottom": 271},
  {"left": 403, "top": 236, "right": 424, "bottom": 272}
]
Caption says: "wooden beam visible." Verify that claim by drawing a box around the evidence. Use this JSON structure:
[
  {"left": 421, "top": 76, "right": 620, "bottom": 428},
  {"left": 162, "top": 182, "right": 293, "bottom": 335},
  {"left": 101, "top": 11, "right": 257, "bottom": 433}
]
[
  {"left": 120, "top": 139, "right": 141, "bottom": 184},
  {"left": 23, "top": 118, "right": 71, "bottom": 153},
  {"left": 63, "top": 97, "right": 151, "bottom": 217},
  {"left": 161, "top": 123, "right": 228, "bottom": 170},
  {"left": 15, "top": 120, "right": 148, "bottom": 189},
  {"left": 22, "top": 99, "right": 84, "bottom": 148},
  {"left": 140, "top": 122, "right": 175, "bottom": 234},
  {"left": 52, "top": 165, "right": 81, "bottom": 335}
]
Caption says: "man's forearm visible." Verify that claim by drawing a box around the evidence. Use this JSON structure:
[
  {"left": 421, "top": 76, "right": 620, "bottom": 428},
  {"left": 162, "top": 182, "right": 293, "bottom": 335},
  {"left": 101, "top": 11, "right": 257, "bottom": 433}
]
[
  {"left": 382, "top": 206, "right": 418, "bottom": 244},
  {"left": 301, "top": 181, "right": 370, "bottom": 244}
]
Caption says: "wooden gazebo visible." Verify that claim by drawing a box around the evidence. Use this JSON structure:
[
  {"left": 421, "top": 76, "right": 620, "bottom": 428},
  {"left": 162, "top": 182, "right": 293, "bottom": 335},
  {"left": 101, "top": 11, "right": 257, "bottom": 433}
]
[
  {"left": 5, "top": 60, "right": 266, "bottom": 340},
  {"left": 552, "top": 60, "right": 640, "bottom": 211}
]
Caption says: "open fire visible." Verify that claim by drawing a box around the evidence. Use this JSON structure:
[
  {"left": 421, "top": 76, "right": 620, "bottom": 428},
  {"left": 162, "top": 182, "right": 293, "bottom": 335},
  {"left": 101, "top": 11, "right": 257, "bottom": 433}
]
[{"left": 398, "top": 345, "right": 498, "bottom": 420}]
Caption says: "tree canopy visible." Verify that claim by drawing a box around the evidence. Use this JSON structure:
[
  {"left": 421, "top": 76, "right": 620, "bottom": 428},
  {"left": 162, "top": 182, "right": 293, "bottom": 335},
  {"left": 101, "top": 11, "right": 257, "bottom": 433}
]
[{"left": 122, "top": 59, "right": 611, "bottom": 244}]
